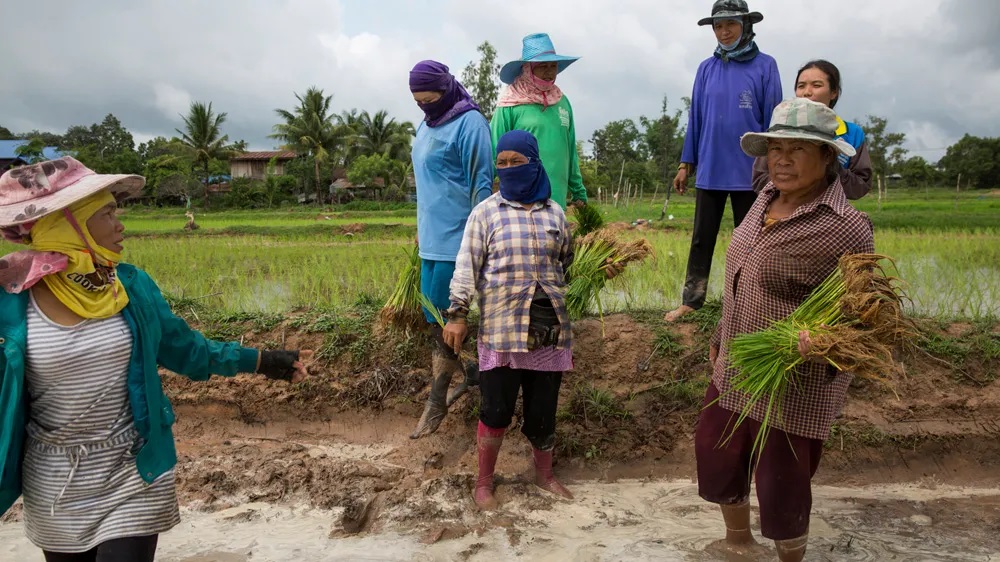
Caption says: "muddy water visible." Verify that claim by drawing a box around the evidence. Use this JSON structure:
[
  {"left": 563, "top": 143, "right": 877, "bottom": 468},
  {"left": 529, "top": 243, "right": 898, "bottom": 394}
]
[{"left": 3, "top": 481, "right": 997, "bottom": 561}]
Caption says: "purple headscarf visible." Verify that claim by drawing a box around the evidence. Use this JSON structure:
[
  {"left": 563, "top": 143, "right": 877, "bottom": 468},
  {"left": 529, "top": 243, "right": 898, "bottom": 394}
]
[{"left": 409, "top": 60, "right": 480, "bottom": 128}]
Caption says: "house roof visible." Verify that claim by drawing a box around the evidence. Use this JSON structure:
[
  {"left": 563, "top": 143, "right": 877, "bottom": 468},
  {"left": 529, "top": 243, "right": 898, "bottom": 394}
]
[
  {"left": 0, "top": 140, "right": 64, "bottom": 161},
  {"left": 229, "top": 150, "right": 297, "bottom": 161}
]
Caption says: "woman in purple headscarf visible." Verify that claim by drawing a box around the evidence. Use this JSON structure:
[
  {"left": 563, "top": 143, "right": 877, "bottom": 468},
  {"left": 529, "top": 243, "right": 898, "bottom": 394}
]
[{"left": 408, "top": 60, "right": 495, "bottom": 439}]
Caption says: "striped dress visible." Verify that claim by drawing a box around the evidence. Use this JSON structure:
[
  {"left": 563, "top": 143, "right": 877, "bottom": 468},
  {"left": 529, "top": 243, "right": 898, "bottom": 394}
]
[{"left": 21, "top": 295, "right": 179, "bottom": 552}]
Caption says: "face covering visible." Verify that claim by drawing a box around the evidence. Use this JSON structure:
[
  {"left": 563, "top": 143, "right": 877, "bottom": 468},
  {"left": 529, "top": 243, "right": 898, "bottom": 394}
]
[
  {"left": 28, "top": 190, "right": 129, "bottom": 318},
  {"left": 496, "top": 130, "right": 552, "bottom": 205}
]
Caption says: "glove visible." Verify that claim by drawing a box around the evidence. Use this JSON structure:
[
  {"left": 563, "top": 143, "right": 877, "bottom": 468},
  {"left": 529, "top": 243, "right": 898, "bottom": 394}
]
[{"left": 258, "top": 350, "right": 300, "bottom": 381}]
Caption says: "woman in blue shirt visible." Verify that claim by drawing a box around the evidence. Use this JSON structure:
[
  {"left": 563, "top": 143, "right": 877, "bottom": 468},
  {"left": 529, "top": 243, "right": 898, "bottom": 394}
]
[
  {"left": 408, "top": 60, "right": 495, "bottom": 439},
  {"left": 752, "top": 59, "right": 873, "bottom": 199},
  {"left": 666, "top": 0, "right": 783, "bottom": 322}
]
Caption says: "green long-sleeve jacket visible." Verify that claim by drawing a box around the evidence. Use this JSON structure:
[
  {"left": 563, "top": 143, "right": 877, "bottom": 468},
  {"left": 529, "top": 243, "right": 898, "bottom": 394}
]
[
  {"left": 490, "top": 96, "right": 587, "bottom": 209},
  {"left": 0, "top": 263, "right": 260, "bottom": 515}
]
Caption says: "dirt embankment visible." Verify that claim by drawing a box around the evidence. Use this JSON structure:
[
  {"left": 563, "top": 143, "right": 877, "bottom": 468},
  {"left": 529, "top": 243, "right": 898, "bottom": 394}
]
[{"left": 123, "top": 310, "right": 1000, "bottom": 544}]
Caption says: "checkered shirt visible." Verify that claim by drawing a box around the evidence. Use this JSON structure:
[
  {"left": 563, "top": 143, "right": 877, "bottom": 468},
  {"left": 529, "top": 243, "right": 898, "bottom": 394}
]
[
  {"left": 710, "top": 177, "right": 875, "bottom": 440},
  {"left": 450, "top": 192, "right": 574, "bottom": 353}
]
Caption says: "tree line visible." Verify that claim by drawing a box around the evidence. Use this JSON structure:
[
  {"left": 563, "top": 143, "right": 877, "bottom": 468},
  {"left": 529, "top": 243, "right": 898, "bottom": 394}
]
[
  {"left": 1, "top": 91, "right": 416, "bottom": 208},
  {"left": 3, "top": 41, "right": 997, "bottom": 210}
]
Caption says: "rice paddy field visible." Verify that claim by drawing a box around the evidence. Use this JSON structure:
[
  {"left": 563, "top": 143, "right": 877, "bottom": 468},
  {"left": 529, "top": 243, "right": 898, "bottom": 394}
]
[{"left": 22, "top": 186, "right": 990, "bottom": 321}]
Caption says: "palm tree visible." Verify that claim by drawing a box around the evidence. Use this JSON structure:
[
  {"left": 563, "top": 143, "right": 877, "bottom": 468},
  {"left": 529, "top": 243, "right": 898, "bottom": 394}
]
[
  {"left": 270, "top": 87, "right": 344, "bottom": 203},
  {"left": 176, "top": 102, "right": 233, "bottom": 185},
  {"left": 353, "top": 110, "right": 415, "bottom": 161}
]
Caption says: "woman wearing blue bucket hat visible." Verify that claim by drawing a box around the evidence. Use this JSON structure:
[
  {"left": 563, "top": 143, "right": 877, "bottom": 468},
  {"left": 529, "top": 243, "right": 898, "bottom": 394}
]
[
  {"left": 491, "top": 33, "right": 587, "bottom": 210},
  {"left": 665, "top": 0, "right": 783, "bottom": 323}
]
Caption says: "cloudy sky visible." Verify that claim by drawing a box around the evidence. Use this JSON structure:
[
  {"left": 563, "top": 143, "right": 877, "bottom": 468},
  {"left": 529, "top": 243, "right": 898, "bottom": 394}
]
[{"left": 2, "top": 0, "right": 997, "bottom": 163}]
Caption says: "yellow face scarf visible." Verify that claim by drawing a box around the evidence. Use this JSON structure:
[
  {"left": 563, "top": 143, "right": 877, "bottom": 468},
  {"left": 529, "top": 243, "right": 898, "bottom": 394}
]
[{"left": 29, "top": 190, "right": 129, "bottom": 319}]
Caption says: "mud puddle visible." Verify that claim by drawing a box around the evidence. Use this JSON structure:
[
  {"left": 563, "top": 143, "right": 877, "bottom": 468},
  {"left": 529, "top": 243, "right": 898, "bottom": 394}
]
[{"left": 3, "top": 480, "right": 998, "bottom": 561}]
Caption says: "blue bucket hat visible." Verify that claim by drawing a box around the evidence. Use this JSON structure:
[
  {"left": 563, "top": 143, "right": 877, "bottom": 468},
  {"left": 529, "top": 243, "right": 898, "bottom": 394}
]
[{"left": 499, "top": 33, "right": 580, "bottom": 85}]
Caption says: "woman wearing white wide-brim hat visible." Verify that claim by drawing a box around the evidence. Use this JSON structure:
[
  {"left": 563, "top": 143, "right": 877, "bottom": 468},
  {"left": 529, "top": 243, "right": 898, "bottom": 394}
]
[
  {"left": 490, "top": 32, "right": 587, "bottom": 210},
  {"left": 0, "top": 157, "right": 311, "bottom": 561}
]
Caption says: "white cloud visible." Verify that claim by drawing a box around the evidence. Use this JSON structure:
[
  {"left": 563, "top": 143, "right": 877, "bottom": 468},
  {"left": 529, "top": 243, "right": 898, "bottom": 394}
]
[{"left": 153, "top": 84, "right": 192, "bottom": 120}]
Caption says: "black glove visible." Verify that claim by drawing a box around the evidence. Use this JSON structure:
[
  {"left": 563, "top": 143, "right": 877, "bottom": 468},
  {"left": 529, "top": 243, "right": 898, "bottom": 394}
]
[{"left": 258, "top": 350, "right": 300, "bottom": 381}]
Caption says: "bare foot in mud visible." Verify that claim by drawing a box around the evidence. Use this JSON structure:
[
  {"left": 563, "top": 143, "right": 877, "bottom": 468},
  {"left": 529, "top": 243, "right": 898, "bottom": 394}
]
[
  {"left": 703, "top": 538, "right": 774, "bottom": 561},
  {"left": 664, "top": 305, "right": 695, "bottom": 322}
]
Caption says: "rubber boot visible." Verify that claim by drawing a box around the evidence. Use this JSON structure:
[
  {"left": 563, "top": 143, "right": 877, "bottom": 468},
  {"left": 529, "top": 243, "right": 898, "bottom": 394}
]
[
  {"left": 775, "top": 535, "right": 809, "bottom": 562},
  {"left": 474, "top": 421, "right": 505, "bottom": 510},
  {"left": 409, "top": 348, "right": 454, "bottom": 439},
  {"left": 446, "top": 361, "right": 480, "bottom": 407},
  {"left": 532, "top": 448, "right": 574, "bottom": 499}
]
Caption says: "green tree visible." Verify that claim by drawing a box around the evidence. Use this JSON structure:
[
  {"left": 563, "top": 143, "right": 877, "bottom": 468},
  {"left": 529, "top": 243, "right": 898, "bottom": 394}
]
[
  {"left": 0, "top": 126, "right": 16, "bottom": 140},
  {"left": 640, "top": 96, "right": 686, "bottom": 187},
  {"left": 462, "top": 41, "right": 501, "bottom": 121},
  {"left": 591, "top": 119, "right": 641, "bottom": 176},
  {"left": 351, "top": 110, "right": 415, "bottom": 161},
  {"left": 858, "top": 115, "right": 906, "bottom": 181},
  {"left": 937, "top": 134, "right": 1000, "bottom": 189},
  {"left": 14, "top": 138, "right": 48, "bottom": 163},
  {"left": 60, "top": 114, "right": 141, "bottom": 174},
  {"left": 271, "top": 87, "right": 345, "bottom": 203},
  {"left": 895, "top": 155, "right": 940, "bottom": 187},
  {"left": 176, "top": 102, "right": 233, "bottom": 184},
  {"left": 16, "top": 130, "right": 63, "bottom": 147}
]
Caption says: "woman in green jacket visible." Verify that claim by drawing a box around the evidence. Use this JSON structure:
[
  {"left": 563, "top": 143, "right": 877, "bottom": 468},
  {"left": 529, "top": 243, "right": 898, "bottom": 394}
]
[
  {"left": 0, "top": 157, "right": 310, "bottom": 562},
  {"left": 491, "top": 33, "right": 588, "bottom": 210}
]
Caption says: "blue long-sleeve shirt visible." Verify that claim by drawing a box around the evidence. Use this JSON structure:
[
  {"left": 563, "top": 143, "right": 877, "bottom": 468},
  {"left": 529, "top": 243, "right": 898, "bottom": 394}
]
[
  {"left": 412, "top": 110, "right": 495, "bottom": 261},
  {"left": 681, "top": 52, "right": 783, "bottom": 191}
]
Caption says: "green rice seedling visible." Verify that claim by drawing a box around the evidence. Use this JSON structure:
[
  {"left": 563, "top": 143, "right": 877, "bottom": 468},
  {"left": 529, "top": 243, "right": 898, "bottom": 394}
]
[
  {"left": 718, "top": 254, "right": 917, "bottom": 460},
  {"left": 572, "top": 203, "right": 605, "bottom": 238},
  {"left": 566, "top": 229, "right": 654, "bottom": 321},
  {"left": 378, "top": 245, "right": 424, "bottom": 332}
]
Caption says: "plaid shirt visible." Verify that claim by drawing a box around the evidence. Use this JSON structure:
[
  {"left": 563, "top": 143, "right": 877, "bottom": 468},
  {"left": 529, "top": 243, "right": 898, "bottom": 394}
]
[
  {"left": 450, "top": 192, "right": 573, "bottom": 353},
  {"left": 711, "top": 178, "right": 875, "bottom": 440}
]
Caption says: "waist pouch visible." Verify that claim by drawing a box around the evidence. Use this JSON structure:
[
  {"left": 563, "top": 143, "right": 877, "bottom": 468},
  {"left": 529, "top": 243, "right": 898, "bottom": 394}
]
[{"left": 527, "top": 298, "right": 561, "bottom": 351}]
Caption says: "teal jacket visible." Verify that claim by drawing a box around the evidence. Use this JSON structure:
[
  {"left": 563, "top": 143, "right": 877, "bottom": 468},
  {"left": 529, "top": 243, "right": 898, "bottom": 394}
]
[{"left": 0, "top": 263, "right": 259, "bottom": 515}]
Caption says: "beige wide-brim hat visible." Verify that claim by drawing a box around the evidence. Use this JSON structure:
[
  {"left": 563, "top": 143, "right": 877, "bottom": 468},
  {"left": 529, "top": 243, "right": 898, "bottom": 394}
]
[
  {"left": 741, "top": 98, "right": 856, "bottom": 159},
  {"left": 0, "top": 156, "right": 144, "bottom": 227}
]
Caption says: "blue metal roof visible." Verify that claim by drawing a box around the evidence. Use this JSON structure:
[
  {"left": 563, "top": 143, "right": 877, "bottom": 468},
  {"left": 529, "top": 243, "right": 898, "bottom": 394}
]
[{"left": 0, "top": 140, "right": 64, "bottom": 161}]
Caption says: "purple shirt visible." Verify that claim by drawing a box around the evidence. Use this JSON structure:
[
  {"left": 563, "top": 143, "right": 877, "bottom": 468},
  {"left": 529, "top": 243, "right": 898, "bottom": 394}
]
[{"left": 680, "top": 52, "right": 783, "bottom": 191}]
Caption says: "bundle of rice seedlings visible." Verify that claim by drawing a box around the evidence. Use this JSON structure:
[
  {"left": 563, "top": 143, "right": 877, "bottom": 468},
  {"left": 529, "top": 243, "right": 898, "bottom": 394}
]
[
  {"left": 719, "top": 253, "right": 917, "bottom": 455},
  {"left": 566, "top": 229, "right": 653, "bottom": 320},
  {"left": 572, "top": 203, "right": 605, "bottom": 238},
  {"left": 378, "top": 245, "right": 424, "bottom": 332}
]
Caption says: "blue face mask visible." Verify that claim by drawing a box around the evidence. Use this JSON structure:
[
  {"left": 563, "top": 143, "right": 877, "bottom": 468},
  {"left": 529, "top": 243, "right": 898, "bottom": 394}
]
[{"left": 497, "top": 159, "right": 551, "bottom": 204}]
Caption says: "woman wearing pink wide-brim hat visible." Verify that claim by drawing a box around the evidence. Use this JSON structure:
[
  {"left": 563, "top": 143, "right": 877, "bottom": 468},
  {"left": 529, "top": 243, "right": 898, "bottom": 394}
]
[{"left": 0, "top": 157, "right": 312, "bottom": 561}]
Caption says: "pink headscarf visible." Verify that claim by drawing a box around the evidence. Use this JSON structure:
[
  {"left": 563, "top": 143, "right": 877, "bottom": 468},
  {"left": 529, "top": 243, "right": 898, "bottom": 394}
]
[{"left": 496, "top": 63, "right": 564, "bottom": 110}]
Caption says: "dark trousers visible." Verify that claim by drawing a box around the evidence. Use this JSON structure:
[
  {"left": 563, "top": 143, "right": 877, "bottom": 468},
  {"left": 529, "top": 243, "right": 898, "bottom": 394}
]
[
  {"left": 682, "top": 188, "right": 757, "bottom": 309},
  {"left": 43, "top": 534, "right": 158, "bottom": 562},
  {"left": 479, "top": 367, "right": 562, "bottom": 451},
  {"left": 695, "top": 384, "right": 823, "bottom": 541}
]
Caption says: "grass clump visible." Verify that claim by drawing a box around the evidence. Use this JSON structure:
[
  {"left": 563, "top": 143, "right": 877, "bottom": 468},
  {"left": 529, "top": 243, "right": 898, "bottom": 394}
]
[
  {"left": 378, "top": 245, "right": 424, "bottom": 332},
  {"left": 562, "top": 384, "right": 632, "bottom": 424},
  {"left": 566, "top": 229, "right": 653, "bottom": 320},
  {"left": 721, "top": 254, "right": 918, "bottom": 460}
]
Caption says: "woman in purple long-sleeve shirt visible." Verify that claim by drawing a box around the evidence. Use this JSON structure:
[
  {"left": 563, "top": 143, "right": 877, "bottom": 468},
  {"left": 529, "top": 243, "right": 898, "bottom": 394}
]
[{"left": 665, "top": 0, "right": 782, "bottom": 322}]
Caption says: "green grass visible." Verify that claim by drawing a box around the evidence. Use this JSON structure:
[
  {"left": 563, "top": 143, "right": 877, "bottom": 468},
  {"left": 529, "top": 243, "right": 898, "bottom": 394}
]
[{"left": 0, "top": 188, "right": 996, "bottom": 319}]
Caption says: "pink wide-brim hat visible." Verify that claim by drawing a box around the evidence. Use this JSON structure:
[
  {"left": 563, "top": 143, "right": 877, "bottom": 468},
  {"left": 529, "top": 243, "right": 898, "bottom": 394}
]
[{"left": 0, "top": 156, "right": 144, "bottom": 227}]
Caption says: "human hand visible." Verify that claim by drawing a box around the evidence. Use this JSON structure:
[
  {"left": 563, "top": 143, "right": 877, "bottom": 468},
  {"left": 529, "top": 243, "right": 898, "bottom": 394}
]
[
  {"left": 673, "top": 168, "right": 689, "bottom": 195},
  {"left": 709, "top": 344, "right": 719, "bottom": 367},
  {"left": 604, "top": 258, "right": 624, "bottom": 279},
  {"left": 569, "top": 199, "right": 586, "bottom": 209},
  {"left": 258, "top": 349, "right": 313, "bottom": 382},
  {"left": 797, "top": 330, "right": 813, "bottom": 361},
  {"left": 442, "top": 320, "right": 468, "bottom": 356}
]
